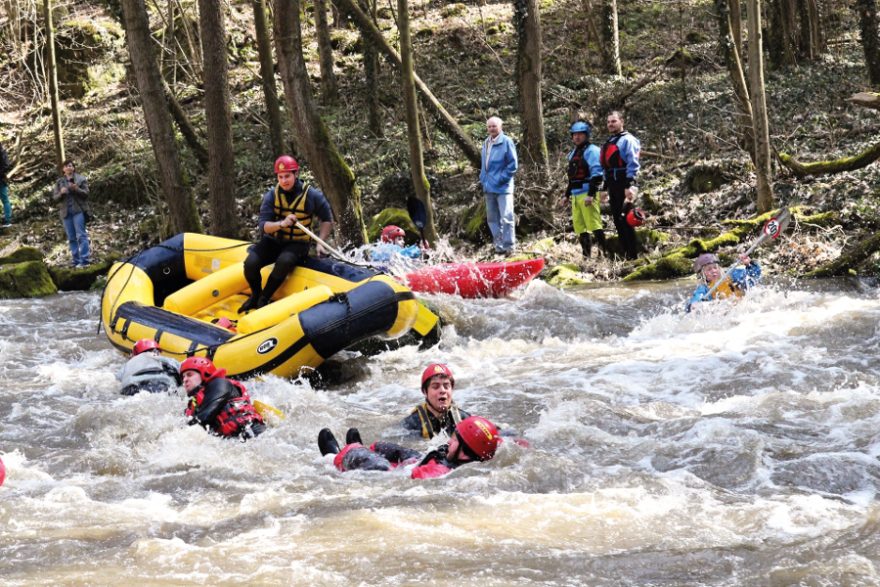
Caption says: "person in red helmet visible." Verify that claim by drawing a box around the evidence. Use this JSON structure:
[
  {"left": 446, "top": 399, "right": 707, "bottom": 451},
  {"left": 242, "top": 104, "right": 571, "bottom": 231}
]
[
  {"left": 400, "top": 363, "right": 471, "bottom": 439},
  {"left": 366, "top": 225, "right": 422, "bottom": 267},
  {"left": 318, "top": 415, "right": 501, "bottom": 479},
  {"left": 180, "top": 356, "right": 265, "bottom": 440},
  {"left": 117, "top": 338, "right": 181, "bottom": 396},
  {"left": 238, "top": 155, "right": 335, "bottom": 313}
]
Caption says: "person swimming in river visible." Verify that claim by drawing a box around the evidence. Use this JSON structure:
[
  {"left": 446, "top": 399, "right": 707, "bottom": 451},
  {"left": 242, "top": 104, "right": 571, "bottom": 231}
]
[
  {"left": 686, "top": 252, "right": 761, "bottom": 312},
  {"left": 318, "top": 415, "right": 501, "bottom": 479},
  {"left": 117, "top": 339, "right": 181, "bottom": 396}
]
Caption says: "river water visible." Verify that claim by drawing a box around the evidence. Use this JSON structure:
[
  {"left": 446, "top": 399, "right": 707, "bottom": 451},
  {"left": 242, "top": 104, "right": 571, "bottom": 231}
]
[{"left": 1, "top": 278, "right": 879, "bottom": 586}]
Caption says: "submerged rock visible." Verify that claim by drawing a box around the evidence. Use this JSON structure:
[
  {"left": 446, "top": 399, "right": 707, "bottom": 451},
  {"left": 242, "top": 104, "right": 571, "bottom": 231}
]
[{"left": 0, "top": 260, "right": 58, "bottom": 299}]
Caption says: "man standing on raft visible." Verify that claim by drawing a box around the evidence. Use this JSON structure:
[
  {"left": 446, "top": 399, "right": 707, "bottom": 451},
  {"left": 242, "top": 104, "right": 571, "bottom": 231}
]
[{"left": 239, "top": 155, "right": 334, "bottom": 313}]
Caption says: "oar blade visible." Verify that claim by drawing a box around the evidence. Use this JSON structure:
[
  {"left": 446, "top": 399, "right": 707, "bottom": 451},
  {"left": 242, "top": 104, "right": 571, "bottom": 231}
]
[
  {"left": 254, "top": 399, "right": 286, "bottom": 422},
  {"left": 407, "top": 196, "right": 427, "bottom": 229}
]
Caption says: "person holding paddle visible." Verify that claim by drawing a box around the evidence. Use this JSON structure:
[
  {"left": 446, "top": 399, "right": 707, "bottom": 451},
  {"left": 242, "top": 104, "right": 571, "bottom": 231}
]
[
  {"left": 238, "top": 155, "right": 334, "bottom": 313},
  {"left": 686, "top": 252, "right": 761, "bottom": 312}
]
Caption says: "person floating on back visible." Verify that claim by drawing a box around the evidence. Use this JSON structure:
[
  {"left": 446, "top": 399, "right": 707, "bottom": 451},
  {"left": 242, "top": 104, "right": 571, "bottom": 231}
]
[
  {"left": 180, "top": 356, "right": 265, "bottom": 440},
  {"left": 117, "top": 338, "right": 181, "bottom": 396},
  {"left": 401, "top": 363, "right": 470, "bottom": 439},
  {"left": 318, "top": 415, "right": 501, "bottom": 479},
  {"left": 686, "top": 252, "right": 761, "bottom": 312},
  {"left": 238, "top": 155, "right": 334, "bottom": 313}
]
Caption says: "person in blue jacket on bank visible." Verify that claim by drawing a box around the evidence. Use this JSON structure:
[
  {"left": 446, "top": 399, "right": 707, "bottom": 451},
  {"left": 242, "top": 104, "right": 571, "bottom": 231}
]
[
  {"left": 480, "top": 116, "right": 519, "bottom": 255},
  {"left": 687, "top": 252, "right": 761, "bottom": 312}
]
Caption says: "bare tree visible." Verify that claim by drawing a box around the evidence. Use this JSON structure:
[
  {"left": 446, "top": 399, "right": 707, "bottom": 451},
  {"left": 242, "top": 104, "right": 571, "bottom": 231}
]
[
  {"left": 336, "top": 0, "right": 482, "bottom": 167},
  {"left": 599, "top": 0, "right": 621, "bottom": 76},
  {"left": 197, "top": 0, "right": 238, "bottom": 236},
  {"left": 398, "top": 0, "right": 436, "bottom": 243},
  {"left": 514, "top": 0, "right": 548, "bottom": 174},
  {"left": 120, "top": 0, "right": 202, "bottom": 233},
  {"left": 856, "top": 0, "right": 880, "bottom": 87},
  {"left": 359, "top": 0, "right": 382, "bottom": 136},
  {"left": 715, "top": 0, "right": 755, "bottom": 162},
  {"left": 746, "top": 0, "right": 774, "bottom": 212},
  {"left": 766, "top": 0, "right": 825, "bottom": 67},
  {"left": 315, "top": 0, "right": 338, "bottom": 103},
  {"left": 274, "top": 0, "right": 367, "bottom": 244},
  {"left": 43, "top": 0, "right": 65, "bottom": 167},
  {"left": 251, "top": 0, "right": 286, "bottom": 155}
]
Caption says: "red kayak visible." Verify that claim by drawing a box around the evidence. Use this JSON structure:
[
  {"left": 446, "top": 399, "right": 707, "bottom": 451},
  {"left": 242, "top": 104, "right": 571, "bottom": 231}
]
[{"left": 404, "top": 258, "right": 545, "bottom": 298}]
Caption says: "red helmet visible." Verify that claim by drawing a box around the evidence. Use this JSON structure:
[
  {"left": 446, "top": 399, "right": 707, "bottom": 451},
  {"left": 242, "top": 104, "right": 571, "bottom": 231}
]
[
  {"left": 274, "top": 155, "right": 299, "bottom": 175},
  {"left": 381, "top": 225, "right": 406, "bottom": 243},
  {"left": 132, "top": 338, "right": 159, "bottom": 356},
  {"left": 455, "top": 416, "right": 500, "bottom": 461},
  {"left": 179, "top": 356, "right": 223, "bottom": 382},
  {"left": 626, "top": 207, "right": 646, "bottom": 227},
  {"left": 421, "top": 363, "right": 454, "bottom": 391}
]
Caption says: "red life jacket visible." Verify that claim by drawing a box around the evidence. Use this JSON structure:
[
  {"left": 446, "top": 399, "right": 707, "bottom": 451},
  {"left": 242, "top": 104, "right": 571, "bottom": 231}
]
[
  {"left": 567, "top": 144, "right": 591, "bottom": 182},
  {"left": 600, "top": 133, "right": 627, "bottom": 171},
  {"left": 214, "top": 380, "right": 264, "bottom": 437}
]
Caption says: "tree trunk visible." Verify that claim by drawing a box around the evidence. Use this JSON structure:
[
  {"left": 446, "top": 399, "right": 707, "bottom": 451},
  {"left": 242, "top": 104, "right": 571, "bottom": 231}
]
[
  {"left": 746, "top": 0, "right": 774, "bottom": 212},
  {"left": 43, "top": 0, "right": 65, "bottom": 168},
  {"left": 778, "top": 141, "right": 880, "bottom": 177},
  {"left": 315, "top": 0, "right": 338, "bottom": 104},
  {"left": 274, "top": 0, "right": 367, "bottom": 245},
  {"left": 798, "top": 0, "right": 823, "bottom": 60},
  {"left": 856, "top": 0, "right": 880, "bottom": 87},
  {"left": 398, "top": 0, "right": 436, "bottom": 244},
  {"left": 514, "top": 0, "right": 548, "bottom": 175},
  {"left": 360, "top": 0, "right": 383, "bottom": 136},
  {"left": 715, "top": 0, "right": 755, "bottom": 163},
  {"left": 197, "top": 0, "right": 238, "bottom": 237},
  {"left": 804, "top": 231, "right": 880, "bottom": 278},
  {"left": 120, "top": 0, "right": 202, "bottom": 233},
  {"left": 599, "top": 0, "right": 622, "bottom": 76},
  {"left": 336, "top": 0, "right": 482, "bottom": 168},
  {"left": 730, "top": 0, "right": 743, "bottom": 53},
  {"left": 163, "top": 80, "right": 210, "bottom": 168},
  {"left": 767, "top": 0, "right": 798, "bottom": 68},
  {"left": 252, "top": 0, "right": 286, "bottom": 156}
]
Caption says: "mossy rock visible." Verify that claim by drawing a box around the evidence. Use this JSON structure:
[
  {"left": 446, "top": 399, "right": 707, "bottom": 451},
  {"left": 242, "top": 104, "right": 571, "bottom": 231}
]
[
  {"left": 623, "top": 253, "right": 694, "bottom": 281},
  {"left": 0, "top": 247, "right": 44, "bottom": 266},
  {"left": 441, "top": 3, "right": 467, "bottom": 17},
  {"left": 48, "top": 261, "right": 112, "bottom": 292},
  {"left": 368, "top": 208, "right": 419, "bottom": 243},
  {"left": 55, "top": 18, "right": 123, "bottom": 99},
  {"left": 683, "top": 161, "right": 734, "bottom": 194},
  {"left": 0, "top": 260, "right": 58, "bottom": 299},
  {"left": 530, "top": 237, "right": 557, "bottom": 254},
  {"left": 461, "top": 199, "right": 489, "bottom": 243},
  {"left": 545, "top": 263, "right": 590, "bottom": 288}
]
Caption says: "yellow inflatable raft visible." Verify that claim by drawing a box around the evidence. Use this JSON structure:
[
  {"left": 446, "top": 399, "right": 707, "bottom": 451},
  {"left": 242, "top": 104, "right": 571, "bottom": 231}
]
[{"left": 101, "top": 233, "right": 439, "bottom": 378}]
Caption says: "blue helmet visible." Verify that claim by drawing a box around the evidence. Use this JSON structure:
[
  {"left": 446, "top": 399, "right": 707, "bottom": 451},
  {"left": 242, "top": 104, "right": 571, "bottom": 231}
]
[{"left": 569, "top": 121, "right": 591, "bottom": 135}]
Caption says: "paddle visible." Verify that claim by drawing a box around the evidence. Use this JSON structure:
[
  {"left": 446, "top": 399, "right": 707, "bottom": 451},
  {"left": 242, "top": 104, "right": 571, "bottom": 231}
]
[
  {"left": 406, "top": 196, "right": 430, "bottom": 249},
  {"left": 253, "top": 400, "right": 285, "bottom": 421},
  {"left": 702, "top": 207, "right": 792, "bottom": 300},
  {"left": 292, "top": 220, "right": 377, "bottom": 268}
]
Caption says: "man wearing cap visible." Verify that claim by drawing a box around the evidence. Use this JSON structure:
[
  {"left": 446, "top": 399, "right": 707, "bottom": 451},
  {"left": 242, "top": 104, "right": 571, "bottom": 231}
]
[
  {"left": 239, "top": 155, "right": 334, "bottom": 313},
  {"left": 401, "top": 363, "right": 471, "bottom": 440}
]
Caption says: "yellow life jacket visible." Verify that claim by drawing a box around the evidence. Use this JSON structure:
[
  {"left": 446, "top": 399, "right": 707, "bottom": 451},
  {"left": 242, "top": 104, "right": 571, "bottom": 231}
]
[
  {"left": 708, "top": 276, "right": 743, "bottom": 301},
  {"left": 272, "top": 183, "right": 312, "bottom": 242},
  {"left": 413, "top": 402, "right": 463, "bottom": 439}
]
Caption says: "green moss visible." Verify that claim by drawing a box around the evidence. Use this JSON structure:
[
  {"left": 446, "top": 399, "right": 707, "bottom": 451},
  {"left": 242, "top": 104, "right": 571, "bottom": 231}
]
[
  {"left": 441, "top": 3, "right": 467, "bottom": 17},
  {"left": 623, "top": 253, "right": 693, "bottom": 281},
  {"left": 545, "top": 263, "right": 590, "bottom": 288},
  {"left": 462, "top": 200, "right": 487, "bottom": 241},
  {"left": 0, "top": 261, "right": 58, "bottom": 299},
  {"left": 0, "top": 247, "right": 44, "bottom": 266}
]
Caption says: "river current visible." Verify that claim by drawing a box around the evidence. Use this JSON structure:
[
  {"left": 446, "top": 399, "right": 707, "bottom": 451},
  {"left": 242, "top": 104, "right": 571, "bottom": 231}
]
[{"left": 1, "top": 277, "right": 879, "bottom": 586}]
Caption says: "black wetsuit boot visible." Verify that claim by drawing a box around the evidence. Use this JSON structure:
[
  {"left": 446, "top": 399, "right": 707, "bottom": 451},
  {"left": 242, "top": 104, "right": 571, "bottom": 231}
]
[
  {"left": 593, "top": 229, "right": 607, "bottom": 257},
  {"left": 318, "top": 428, "right": 341, "bottom": 455},
  {"left": 578, "top": 233, "right": 592, "bottom": 259}
]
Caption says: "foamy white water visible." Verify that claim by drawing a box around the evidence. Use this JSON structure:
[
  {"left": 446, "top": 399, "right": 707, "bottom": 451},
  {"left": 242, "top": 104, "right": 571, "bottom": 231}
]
[{"left": 1, "top": 279, "right": 879, "bottom": 586}]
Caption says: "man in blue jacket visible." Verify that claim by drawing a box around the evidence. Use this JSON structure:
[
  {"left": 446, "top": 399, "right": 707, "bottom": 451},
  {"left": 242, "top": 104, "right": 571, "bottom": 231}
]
[
  {"left": 600, "top": 111, "right": 641, "bottom": 259},
  {"left": 480, "top": 116, "right": 518, "bottom": 255}
]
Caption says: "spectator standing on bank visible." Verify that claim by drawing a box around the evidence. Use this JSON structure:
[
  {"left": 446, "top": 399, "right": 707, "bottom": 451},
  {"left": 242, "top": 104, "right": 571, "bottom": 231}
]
[
  {"left": 54, "top": 159, "right": 92, "bottom": 268},
  {"left": 600, "top": 111, "right": 641, "bottom": 260},
  {"left": 479, "top": 116, "right": 518, "bottom": 255}
]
